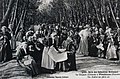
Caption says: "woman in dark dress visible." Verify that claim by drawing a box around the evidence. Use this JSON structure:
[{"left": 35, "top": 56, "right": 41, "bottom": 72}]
[
  {"left": 0, "top": 26, "right": 12, "bottom": 62},
  {"left": 73, "top": 31, "right": 81, "bottom": 50},
  {"left": 88, "top": 33, "right": 99, "bottom": 57},
  {"left": 62, "top": 32, "right": 77, "bottom": 71},
  {"left": 66, "top": 41, "right": 77, "bottom": 71},
  {"left": 26, "top": 35, "right": 44, "bottom": 74}
]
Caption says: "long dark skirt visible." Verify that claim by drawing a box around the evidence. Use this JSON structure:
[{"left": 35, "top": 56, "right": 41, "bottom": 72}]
[
  {"left": 0, "top": 42, "right": 12, "bottom": 62},
  {"left": 54, "top": 53, "right": 77, "bottom": 72},
  {"left": 64, "top": 53, "right": 77, "bottom": 71},
  {"left": 89, "top": 45, "right": 98, "bottom": 57},
  {"left": 25, "top": 60, "right": 39, "bottom": 77}
]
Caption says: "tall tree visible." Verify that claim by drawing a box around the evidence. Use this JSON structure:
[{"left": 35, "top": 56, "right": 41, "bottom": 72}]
[{"left": 0, "top": 0, "right": 14, "bottom": 27}]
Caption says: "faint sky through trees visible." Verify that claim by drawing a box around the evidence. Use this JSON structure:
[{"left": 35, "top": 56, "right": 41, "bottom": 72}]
[{"left": 37, "top": 0, "right": 53, "bottom": 11}]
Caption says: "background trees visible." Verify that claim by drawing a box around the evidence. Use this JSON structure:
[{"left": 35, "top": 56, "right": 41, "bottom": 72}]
[
  {"left": 0, "top": 0, "right": 120, "bottom": 30},
  {"left": 0, "top": 0, "right": 120, "bottom": 49}
]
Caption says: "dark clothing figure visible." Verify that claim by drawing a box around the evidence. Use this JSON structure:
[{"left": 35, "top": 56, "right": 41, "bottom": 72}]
[
  {"left": 73, "top": 33, "right": 81, "bottom": 50},
  {"left": 26, "top": 41, "right": 44, "bottom": 72},
  {"left": 88, "top": 36, "right": 98, "bottom": 57},
  {"left": 0, "top": 32, "right": 12, "bottom": 62},
  {"left": 43, "top": 36, "right": 53, "bottom": 47},
  {"left": 35, "top": 41, "right": 44, "bottom": 66},
  {"left": 27, "top": 41, "right": 38, "bottom": 62},
  {"left": 66, "top": 42, "right": 77, "bottom": 71},
  {"left": 55, "top": 39, "right": 77, "bottom": 72},
  {"left": 113, "top": 34, "right": 119, "bottom": 60},
  {"left": 59, "top": 33, "right": 67, "bottom": 47},
  {"left": 103, "top": 35, "right": 109, "bottom": 58},
  {"left": 54, "top": 35, "right": 60, "bottom": 48}
]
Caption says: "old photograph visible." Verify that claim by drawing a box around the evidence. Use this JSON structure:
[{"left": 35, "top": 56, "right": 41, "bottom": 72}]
[{"left": 0, "top": 0, "right": 120, "bottom": 79}]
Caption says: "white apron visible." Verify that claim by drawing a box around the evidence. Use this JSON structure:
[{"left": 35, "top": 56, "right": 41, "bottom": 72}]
[{"left": 41, "top": 47, "right": 54, "bottom": 69}]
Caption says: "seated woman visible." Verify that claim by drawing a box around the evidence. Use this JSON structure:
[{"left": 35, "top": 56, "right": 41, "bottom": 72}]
[{"left": 16, "top": 36, "right": 39, "bottom": 77}]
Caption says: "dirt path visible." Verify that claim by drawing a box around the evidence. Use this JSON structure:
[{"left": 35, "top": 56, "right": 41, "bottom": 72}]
[{"left": 0, "top": 55, "right": 120, "bottom": 79}]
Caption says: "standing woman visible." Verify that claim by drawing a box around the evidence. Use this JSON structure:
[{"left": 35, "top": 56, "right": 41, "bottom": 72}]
[
  {"left": 0, "top": 26, "right": 12, "bottom": 62},
  {"left": 106, "top": 34, "right": 117, "bottom": 60},
  {"left": 41, "top": 31, "right": 55, "bottom": 73},
  {"left": 63, "top": 31, "right": 77, "bottom": 71},
  {"left": 77, "top": 24, "right": 91, "bottom": 56},
  {"left": 88, "top": 33, "right": 99, "bottom": 57}
]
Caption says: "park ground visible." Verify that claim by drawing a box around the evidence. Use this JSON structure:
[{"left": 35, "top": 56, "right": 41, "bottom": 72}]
[{"left": 0, "top": 54, "right": 120, "bottom": 79}]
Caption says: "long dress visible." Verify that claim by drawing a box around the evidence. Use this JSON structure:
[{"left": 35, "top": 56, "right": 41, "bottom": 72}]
[
  {"left": 77, "top": 29, "right": 90, "bottom": 56},
  {"left": 88, "top": 36, "right": 98, "bottom": 57},
  {"left": 60, "top": 37, "right": 76, "bottom": 71},
  {"left": 0, "top": 32, "right": 12, "bottom": 62},
  {"left": 66, "top": 42, "right": 77, "bottom": 71},
  {"left": 41, "top": 37, "right": 54, "bottom": 69},
  {"left": 74, "top": 33, "right": 81, "bottom": 50},
  {"left": 106, "top": 42, "right": 117, "bottom": 59},
  {"left": 26, "top": 40, "right": 44, "bottom": 72},
  {"left": 41, "top": 47, "right": 54, "bottom": 69}
]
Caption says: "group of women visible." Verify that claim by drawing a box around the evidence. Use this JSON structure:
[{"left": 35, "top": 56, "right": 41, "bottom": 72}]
[
  {"left": 77, "top": 25, "right": 119, "bottom": 60},
  {"left": 16, "top": 24, "right": 77, "bottom": 77},
  {"left": 0, "top": 23, "right": 120, "bottom": 77}
]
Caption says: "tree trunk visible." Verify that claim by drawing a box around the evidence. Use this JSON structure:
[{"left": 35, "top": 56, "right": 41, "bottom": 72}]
[
  {"left": 2, "top": 0, "right": 5, "bottom": 18},
  {"left": 10, "top": 0, "right": 19, "bottom": 49},
  {"left": 0, "top": 0, "right": 14, "bottom": 27},
  {"left": 92, "top": 0, "right": 102, "bottom": 27},
  {"left": 108, "top": 0, "right": 119, "bottom": 28},
  {"left": 15, "top": 9, "right": 26, "bottom": 38}
]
